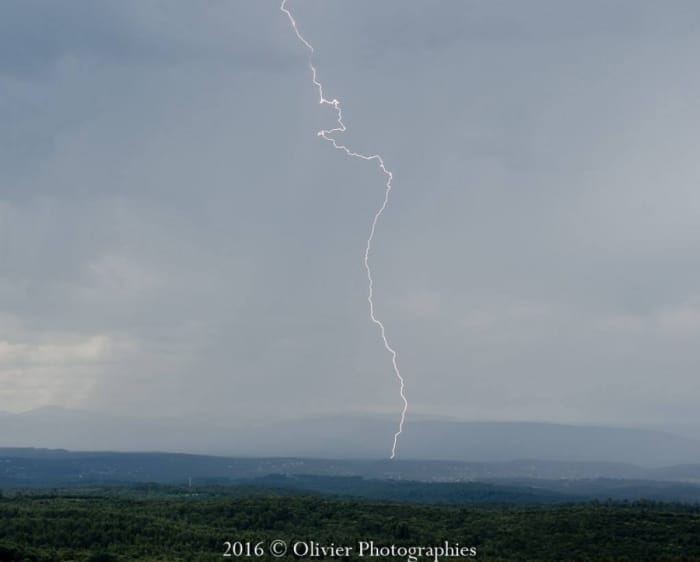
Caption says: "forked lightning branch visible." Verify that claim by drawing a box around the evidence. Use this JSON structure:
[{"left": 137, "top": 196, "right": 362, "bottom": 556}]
[{"left": 280, "top": 1, "right": 408, "bottom": 458}]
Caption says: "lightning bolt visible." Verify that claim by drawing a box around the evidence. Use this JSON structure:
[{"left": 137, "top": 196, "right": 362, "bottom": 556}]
[{"left": 280, "top": 0, "right": 408, "bottom": 459}]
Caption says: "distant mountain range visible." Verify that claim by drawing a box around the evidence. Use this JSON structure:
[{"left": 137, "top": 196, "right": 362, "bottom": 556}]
[
  {"left": 2, "top": 448, "right": 700, "bottom": 503},
  {"left": 3, "top": 447, "right": 700, "bottom": 483},
  {"left": 2, "top": 407, "right": 700, "bottom": 467}
]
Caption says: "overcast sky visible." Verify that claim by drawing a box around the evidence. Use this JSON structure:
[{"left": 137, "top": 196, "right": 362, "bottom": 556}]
[{"left": 1, "top": 0, "right": 700, "bottom": 427}]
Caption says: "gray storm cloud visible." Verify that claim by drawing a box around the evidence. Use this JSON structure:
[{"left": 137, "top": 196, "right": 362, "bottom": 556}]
[{"left": 1, "top": 0, "right": 700, "bottom": 427}]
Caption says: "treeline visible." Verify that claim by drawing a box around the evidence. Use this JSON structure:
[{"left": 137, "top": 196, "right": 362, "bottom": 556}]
[{"left": 1, "top": 486, "right": 700, "bottom": 561}]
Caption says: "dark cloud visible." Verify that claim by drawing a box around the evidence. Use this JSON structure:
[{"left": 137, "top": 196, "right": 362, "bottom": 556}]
[{"left": 1, "top": 1, "right": 700, "bottom": 428}]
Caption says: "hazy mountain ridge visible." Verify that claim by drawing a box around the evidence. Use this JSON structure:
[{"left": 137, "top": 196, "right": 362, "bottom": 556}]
[
  {"left": 2, "top": 448, "right": 700, "bottom": 484},
  {"left": 2, "top": 407, "right": 700, "bottom": 467},
  {"left": 3, "top": 448, "right": 700, "bottom": 504}
]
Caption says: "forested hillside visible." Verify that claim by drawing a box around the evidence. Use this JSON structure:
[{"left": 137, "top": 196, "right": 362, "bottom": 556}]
[{"left": 1, "top": 486, "right": 700, "bottom": 561}]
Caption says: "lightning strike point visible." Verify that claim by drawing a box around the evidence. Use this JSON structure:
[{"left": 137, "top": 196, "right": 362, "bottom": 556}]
[{"left": 280, "top": 0, "right": 408, "bottom": 459}]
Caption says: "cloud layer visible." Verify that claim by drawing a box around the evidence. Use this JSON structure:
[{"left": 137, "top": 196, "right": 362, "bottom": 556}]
[{"left": 2, "top": 0, "right": 700, "bottom": 426}]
